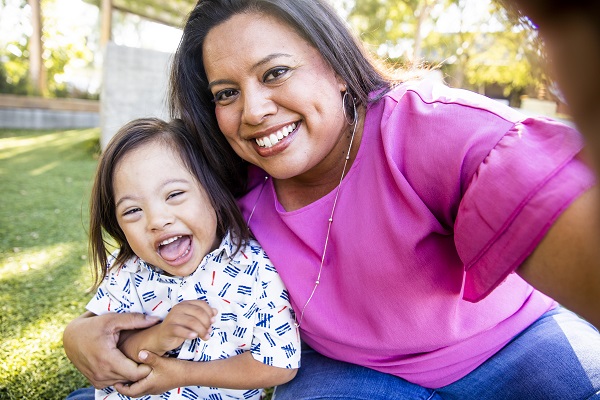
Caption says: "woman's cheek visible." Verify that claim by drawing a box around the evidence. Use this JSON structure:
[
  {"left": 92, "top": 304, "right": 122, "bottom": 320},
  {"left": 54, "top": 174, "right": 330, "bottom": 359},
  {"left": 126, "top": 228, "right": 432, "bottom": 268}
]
[{"left": 214, "top": 107, "right": 231, "bottom": 135}]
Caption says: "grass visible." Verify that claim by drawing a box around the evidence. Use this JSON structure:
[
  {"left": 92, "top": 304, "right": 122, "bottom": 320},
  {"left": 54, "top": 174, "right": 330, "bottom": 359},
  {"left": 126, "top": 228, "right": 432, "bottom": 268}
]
[
  {"left": 0, "top": 128, "right": 276, "bottom": 399},
  {"left": 0, "top": 128, "right": 99, "bottom": 399}
]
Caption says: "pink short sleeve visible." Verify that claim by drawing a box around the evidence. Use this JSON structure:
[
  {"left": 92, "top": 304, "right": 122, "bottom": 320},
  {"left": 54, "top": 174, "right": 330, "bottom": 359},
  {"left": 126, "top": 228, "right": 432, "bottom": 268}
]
[{"left": 456, "top": 117, "right": 595, "bottom": 301}]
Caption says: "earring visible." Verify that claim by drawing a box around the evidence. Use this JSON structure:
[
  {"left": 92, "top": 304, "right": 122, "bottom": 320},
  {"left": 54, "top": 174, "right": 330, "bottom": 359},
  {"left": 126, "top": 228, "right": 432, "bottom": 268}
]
[{"left": 342, "top": 91, "right": 357, "bottom": 125}]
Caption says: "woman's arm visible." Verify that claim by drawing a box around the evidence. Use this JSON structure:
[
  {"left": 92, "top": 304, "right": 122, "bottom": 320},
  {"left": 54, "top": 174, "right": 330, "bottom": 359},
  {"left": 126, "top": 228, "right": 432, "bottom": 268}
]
[
  {"left": 518, "top": 185, "right": 600, "bottom": 328},
  {"left": 63, "top": 311, "right": 160, "bottom": 388},
  {"left": 114, "top": 350, "right": 298, "bottom": 397}
]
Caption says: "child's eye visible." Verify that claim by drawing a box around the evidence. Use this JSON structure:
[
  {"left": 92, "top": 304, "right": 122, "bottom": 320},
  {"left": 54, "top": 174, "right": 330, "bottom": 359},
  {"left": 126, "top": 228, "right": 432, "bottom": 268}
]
[
  {"left": 213, "top": 89, "right": 239, "bottom": 105},
  {"left": 123, "top": 207, "right": 141, "bottom": 216},
  {"left": 263, "top": 67, "right": 290, "bottom": 82},
  {"left": 167, "top": 191, "right": 184, "bottom": 200}
]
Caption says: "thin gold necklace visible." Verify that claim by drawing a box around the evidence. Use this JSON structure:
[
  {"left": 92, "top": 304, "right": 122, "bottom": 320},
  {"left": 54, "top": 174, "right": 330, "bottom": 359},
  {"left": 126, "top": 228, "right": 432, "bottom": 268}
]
[{"left": 247, "top": 110, "right": 358, "bottom": 328}]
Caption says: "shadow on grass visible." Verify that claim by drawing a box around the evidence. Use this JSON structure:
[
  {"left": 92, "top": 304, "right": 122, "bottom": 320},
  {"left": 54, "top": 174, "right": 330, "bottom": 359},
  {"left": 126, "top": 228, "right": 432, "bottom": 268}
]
[{"left": 0, "top": 128, "right": 100, "bottom": 250}]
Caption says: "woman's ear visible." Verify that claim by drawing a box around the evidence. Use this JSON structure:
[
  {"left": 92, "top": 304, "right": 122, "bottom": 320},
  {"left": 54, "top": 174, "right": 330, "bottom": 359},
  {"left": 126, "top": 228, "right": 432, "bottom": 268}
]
[{"left": 337, "top": 75, "right": 347, "bottom": 93}]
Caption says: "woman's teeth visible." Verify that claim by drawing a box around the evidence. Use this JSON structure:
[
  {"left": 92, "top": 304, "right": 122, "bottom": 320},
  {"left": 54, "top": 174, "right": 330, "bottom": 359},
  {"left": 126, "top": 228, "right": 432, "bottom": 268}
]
[{"left": 256, "top": 122, "right": 296, "bottom": 148}]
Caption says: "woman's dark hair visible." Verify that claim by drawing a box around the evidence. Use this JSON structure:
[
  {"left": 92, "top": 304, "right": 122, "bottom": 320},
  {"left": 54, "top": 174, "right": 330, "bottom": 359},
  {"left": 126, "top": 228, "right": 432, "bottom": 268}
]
[
  {"left": 169, "top": 0, "right": 397, "bottom": 196},
  {"left": 89, "top": 117, "right": 249, "bottom": 288}
]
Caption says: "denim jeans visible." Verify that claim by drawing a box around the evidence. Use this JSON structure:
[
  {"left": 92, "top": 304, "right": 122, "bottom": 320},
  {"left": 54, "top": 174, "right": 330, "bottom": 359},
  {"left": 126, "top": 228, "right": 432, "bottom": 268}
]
[
  {"left": 67, "top": 307, "right": 600, "bottom": 400},
  {"left": 273, "top": 307, "right": 600, "bottom": 400}
]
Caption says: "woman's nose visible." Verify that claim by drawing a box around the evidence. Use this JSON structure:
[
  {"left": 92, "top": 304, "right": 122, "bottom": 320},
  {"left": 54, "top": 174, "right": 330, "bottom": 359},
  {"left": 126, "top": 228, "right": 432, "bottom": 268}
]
[{"left": 242, "top": 87, "right": 277, "bottom": 125}]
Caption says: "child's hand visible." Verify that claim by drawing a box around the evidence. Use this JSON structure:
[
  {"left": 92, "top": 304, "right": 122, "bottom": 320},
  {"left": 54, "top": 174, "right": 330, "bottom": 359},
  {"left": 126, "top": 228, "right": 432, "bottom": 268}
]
[
  {"left": 114, "top": 351, "right": 184, "bottom": 396},
  {"left": 154, "top": 300, "right": 218, "bottom": 354}
]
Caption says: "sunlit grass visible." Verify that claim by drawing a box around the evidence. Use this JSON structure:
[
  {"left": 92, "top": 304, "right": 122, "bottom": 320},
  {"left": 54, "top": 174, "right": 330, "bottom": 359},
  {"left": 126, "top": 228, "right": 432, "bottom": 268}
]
[{"left": 0, "top": 128, "right": 99, "bottom": 399}]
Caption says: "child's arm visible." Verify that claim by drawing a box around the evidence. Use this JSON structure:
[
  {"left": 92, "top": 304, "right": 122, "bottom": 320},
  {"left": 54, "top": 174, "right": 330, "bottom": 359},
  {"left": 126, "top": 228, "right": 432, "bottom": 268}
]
[
  {"left": 119, "top": 300, "right": 218, "bottom": 360},
  {"left": 114, "top": 350, "right": 297, "bottom": 397}
]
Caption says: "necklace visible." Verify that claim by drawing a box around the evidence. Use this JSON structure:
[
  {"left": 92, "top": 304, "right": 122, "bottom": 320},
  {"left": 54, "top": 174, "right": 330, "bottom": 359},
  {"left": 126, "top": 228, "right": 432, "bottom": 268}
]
[{"left": 246, "top": 113, "right": 358, "bottom": 328}]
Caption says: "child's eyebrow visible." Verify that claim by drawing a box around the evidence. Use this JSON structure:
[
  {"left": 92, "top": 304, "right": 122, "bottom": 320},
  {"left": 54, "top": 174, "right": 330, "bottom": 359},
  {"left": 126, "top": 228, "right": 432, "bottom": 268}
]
[
  {"left": 115, "top": 195, "right": 138, "bottom": 209},
  {"left": 114, "top": 178, "right": 192, "bottom": 208}
]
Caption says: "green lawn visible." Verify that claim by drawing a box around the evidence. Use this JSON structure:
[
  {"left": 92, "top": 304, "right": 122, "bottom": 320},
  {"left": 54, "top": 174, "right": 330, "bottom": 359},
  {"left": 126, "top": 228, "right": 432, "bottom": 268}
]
[{"left": 0, "top": 128, "right": 98, "bottom": 399}]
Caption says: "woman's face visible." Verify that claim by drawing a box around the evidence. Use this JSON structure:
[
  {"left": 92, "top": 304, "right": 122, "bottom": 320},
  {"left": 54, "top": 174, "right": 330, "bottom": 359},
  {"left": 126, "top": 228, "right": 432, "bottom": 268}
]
[{"left": 203, "top": 12, "right": 349, "bottom": 182}]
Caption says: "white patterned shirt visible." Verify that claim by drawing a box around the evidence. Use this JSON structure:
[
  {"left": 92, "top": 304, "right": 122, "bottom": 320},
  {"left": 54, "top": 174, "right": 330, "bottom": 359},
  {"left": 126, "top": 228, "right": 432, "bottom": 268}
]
[{"left": 87, "top": 232, "right": 300, "bottom": 400}]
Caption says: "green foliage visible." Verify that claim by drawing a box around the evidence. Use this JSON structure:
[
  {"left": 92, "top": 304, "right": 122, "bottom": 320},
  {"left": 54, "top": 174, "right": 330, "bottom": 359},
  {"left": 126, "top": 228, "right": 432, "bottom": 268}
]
[
  {"left": 0, "top": 128, "right": 100, "bottom": 399},
  {"left": 40, "top": 0, "right": 97, "bottom": 98},
  {"left": 347, "top": 0, "right": 546, "bottom": 98},
  {"left": 0, "top": 40, "right": 31, "bottom": 95},
  {"left": 0, "top": 0, "right": 97, "bottom": 98}
]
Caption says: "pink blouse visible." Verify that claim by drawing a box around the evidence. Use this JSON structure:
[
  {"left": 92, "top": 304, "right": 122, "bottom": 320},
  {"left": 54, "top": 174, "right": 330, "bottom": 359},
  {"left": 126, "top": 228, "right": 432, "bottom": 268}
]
[{"left": 238, "top": 80, "right": 595, "bottom": 387}]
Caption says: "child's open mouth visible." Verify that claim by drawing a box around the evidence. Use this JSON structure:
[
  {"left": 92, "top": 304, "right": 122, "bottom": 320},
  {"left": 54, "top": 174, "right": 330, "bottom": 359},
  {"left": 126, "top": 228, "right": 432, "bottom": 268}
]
[{"left": 158, "top": 235, "right": 192, "bottom": 262}]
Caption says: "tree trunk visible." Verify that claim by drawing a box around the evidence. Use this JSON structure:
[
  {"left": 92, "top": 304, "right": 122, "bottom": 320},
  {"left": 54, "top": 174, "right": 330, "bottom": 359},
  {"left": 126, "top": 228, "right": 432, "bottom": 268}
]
[{"left": 27, "top": 0, "right": 46, "bottom": 96}]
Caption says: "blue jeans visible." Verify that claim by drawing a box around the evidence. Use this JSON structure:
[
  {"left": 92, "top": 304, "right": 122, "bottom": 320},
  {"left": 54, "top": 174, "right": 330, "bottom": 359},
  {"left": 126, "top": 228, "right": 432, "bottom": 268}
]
[
  {"left": 273, "top": 307, "right": 600, "bottom": 400},
  {"left": 67, "top": 308, "right": 600, "bottom": 400}
]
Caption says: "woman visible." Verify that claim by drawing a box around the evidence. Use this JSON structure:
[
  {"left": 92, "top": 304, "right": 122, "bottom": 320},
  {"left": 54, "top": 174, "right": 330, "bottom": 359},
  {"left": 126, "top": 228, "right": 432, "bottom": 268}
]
[{"left": 64, "top": 0, "right": 600, "bottom": 398}]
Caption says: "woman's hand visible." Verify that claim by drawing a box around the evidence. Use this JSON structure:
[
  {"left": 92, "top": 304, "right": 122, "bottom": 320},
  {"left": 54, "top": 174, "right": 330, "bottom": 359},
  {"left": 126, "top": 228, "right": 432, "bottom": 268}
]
[
  {"left": 62, "top": 311, "right": 160, "bottom": 388},
  {"left": 114, "top": 351, "right": 185, "bottom": 397}
]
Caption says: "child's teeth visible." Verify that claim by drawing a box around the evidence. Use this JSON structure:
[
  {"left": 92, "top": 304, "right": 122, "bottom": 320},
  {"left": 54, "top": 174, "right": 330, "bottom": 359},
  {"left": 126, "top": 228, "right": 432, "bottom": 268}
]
[{"left": 160, "top": 236, "right": 180, "bottom": 246}]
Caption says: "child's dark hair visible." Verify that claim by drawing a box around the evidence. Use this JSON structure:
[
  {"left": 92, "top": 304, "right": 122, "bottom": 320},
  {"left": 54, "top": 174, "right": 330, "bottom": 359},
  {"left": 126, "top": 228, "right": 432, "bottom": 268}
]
[{"left": 89, "top": 117, "right": 250, "bottom": 289}]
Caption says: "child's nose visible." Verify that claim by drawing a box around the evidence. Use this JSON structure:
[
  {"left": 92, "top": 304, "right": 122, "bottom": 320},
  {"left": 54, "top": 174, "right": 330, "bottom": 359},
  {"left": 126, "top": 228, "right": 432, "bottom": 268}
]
[{"left": 147, "top": 207, "right": 174, "bottom": 230}]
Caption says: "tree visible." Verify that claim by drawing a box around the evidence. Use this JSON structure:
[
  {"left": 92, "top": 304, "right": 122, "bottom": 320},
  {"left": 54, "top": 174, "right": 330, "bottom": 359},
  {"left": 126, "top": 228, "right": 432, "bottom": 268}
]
[
  {"left": 348, "top": 0, "right": 454, "bottom": 66},
  {"left": 346, "top": 0, "right": 546, "bottom": 105},
  {"left": 28, "top": 0, "right": 46, "bottom": 95},
  {"left": 0, "top": 0, "right": 98, "bottom": 98}
]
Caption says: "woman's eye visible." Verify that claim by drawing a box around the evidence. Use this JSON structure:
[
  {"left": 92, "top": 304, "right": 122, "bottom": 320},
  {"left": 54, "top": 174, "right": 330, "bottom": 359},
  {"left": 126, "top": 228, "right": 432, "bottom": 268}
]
[
  {"left": 213, "top": 89, "right": 238, "bottom": 105},
  {"left": 264, "top": 67, "right": 290, "bottom": 82}
]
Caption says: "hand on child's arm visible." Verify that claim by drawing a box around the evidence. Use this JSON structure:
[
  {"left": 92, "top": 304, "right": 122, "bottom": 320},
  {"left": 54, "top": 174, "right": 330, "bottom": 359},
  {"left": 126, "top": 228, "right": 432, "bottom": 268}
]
[
  {"left": 114, "top": 351, "right": 186, "bottom": 396},
  {"left": 114, "top": 350, "right": 297, "bottom": 397},
  {"left": 62, "top": 311, "right": 160, "bottom": 388},
  {"left": 119, "top": 300, "right": 218, "bottom": 359}
]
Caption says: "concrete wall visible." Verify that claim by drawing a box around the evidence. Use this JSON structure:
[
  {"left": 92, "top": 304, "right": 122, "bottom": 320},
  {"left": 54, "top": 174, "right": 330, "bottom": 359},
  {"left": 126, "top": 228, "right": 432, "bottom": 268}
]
[
  {"left": 0, "top": 95, "right": 99, "bottom": 130},
  {"left": 100, "top": 42, "right": 172, "bottom": 148}
]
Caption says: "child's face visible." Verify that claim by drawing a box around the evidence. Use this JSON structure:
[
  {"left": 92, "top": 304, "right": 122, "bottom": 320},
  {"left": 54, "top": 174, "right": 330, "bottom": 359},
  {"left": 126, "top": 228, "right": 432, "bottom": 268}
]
[{"left": 113, "top": 140, "right": 220, "bottom": 277}]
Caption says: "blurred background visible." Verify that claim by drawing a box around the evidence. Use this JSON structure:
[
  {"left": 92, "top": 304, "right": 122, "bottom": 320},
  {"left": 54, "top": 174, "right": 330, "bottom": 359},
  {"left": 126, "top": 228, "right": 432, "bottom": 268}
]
[{"left": 0, "top": 0, "right": 566, "bottom": 140}]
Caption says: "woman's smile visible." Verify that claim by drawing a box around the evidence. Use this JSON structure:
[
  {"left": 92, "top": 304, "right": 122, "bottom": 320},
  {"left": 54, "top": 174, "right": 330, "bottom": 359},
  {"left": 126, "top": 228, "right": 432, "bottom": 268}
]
[{"left": 255, "top": 122, "right": 298, "bottom": 148}]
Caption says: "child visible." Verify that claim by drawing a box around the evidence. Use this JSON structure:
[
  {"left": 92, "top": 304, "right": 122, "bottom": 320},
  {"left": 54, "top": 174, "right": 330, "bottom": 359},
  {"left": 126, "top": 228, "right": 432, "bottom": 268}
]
[{"left": 85, "top": 117, "right": 300, "bottom": 399}]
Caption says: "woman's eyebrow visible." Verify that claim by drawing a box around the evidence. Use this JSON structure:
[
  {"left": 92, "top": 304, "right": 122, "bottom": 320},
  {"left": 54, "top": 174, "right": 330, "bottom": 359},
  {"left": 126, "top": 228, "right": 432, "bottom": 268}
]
[
  {"left": 251, "top": 53, "right": 292, "bottom": 70},
  {"left": 207, "top": 53, "right": 293, "bottom": 90}
]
